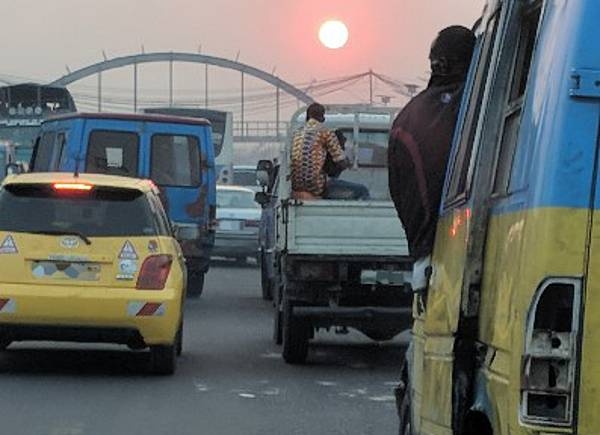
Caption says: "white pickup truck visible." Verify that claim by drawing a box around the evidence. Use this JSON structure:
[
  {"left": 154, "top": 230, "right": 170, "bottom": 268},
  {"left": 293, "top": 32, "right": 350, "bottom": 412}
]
[{"left": 256, "top": 105, "right": 413, "bottom": 364}]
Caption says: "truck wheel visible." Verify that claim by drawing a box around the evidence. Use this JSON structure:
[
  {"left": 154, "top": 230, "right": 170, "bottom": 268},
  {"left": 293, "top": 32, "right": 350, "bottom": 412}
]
[
  {"left": 261, "top": 250, "right": 273, "bottom": 301},
  {"left": 150, "top": 342, "right": 177, "bottom": 375},
  {"left": 273, "top": 304, "right": 283, "bottom": 345},
  {"left": 396, "top": 369, "right": 412, "bottom": 435},
  {"left": 282, "top": 300, "right": 310, "bottom": 364},
  {"left": 187, "top": 270, "right": 205, "bottom": 298}
]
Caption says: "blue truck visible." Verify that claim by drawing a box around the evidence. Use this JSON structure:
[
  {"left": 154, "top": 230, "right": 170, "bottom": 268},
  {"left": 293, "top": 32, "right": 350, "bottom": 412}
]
[{"left": 28, "top": 112, "right": 216, "bottom": 296}]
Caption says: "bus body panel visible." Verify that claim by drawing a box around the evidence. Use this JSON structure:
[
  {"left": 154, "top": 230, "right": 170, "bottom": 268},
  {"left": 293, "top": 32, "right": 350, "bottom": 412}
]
[{"left": 408, "top": 0, "right": 600, "bottom": 434}]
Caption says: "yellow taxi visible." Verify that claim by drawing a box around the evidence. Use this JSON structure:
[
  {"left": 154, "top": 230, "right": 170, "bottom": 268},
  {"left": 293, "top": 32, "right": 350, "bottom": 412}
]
[{"left": 0, "top": 173, "right": 186, "bottom": 374}]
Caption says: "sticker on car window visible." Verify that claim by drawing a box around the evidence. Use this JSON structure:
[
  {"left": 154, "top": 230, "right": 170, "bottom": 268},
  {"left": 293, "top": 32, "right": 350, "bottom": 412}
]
[
  {"left": 0, "top": 235, "right": 18, "bottom": 254},
  {"left": 119, "top": 241, "right": 138, "bottom": 260},
  {"left": 105, "top": 147, "right": 124, "bottom": 168},
  {"left": 117, "top": 259, "right": 138, "bottom": 280}
]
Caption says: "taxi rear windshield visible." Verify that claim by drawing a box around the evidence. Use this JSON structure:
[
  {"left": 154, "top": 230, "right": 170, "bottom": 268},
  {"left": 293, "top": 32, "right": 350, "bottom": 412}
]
[{"left": 0, "top": 184, "right": 158, "bottom": 237}]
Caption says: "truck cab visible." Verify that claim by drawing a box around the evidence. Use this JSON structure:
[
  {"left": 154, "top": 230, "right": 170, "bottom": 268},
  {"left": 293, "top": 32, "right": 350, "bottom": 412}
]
[
  {"left": 29, "top": 113, "right": 216, "bottom": 297},
  {"left": 397, "top": 1, "right": 600, "bottom": 434}
]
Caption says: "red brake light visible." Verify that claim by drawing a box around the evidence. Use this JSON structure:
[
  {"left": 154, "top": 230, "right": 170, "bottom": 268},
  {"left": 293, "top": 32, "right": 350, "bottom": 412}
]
[
  {"left": 52, "top": 182, "right": 93, "bottom": 191},
  {"left": 136, "top": 255, "right": 173, "bottom": 290}
]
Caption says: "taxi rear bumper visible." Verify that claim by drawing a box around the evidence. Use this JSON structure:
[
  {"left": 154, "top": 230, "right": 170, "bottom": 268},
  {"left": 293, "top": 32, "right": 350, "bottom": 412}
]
[{"left": 0, "top": 284, "right": 183, "bottom": 346}]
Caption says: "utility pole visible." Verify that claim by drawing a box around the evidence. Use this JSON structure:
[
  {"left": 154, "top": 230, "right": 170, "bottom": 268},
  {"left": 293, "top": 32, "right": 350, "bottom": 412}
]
[
  {"left": 133, "top": 62, "right": 138, "bottom": 113},
  {"left": 369, "top": 69, "right": 374, "bottom": 106},
  {"left": 97, "top": 72, "right": 102, "bottom": 112},
  {"left": 241, "top": 72, "right": 245, "bottom": 136}
]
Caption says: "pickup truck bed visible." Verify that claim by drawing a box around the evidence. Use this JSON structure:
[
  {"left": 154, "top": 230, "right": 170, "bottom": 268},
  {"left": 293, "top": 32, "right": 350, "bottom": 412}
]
[{"left": 285, "top": 200, "right": 409, "bottom": 257}]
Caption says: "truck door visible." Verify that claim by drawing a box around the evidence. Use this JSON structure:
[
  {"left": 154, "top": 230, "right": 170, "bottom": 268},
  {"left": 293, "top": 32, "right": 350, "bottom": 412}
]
[{"left": 142, "top": 122, "right": 209, "bottom": 228}]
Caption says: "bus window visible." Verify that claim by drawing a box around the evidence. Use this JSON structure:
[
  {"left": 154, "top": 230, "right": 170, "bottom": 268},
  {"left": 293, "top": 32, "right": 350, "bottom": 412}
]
[
  {"left": 445, "top": 14, "right": 500, "bottom": 206},
  {"left": 150, "top": 134, "right": 201, "bottom": 187},
  {"left": 86, "top": 130, "right": 139, "bottom": 177},
  {"left": 493, "top": 3, "right": 542, "bottom": 195}
]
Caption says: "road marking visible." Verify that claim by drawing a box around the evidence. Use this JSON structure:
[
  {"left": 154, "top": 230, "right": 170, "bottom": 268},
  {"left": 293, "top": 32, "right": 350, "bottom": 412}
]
[
  {"left": 368, "top": 395, "right": 396, "bottom": 402},
  {"left": 316, "top": 381, "right": 337, "bottom": 387}
]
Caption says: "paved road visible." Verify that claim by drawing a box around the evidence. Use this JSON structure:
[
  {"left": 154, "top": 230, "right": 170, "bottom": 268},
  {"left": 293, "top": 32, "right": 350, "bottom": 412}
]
[{"left": 0, "top": 262, "right": 407, "bottom": 435}]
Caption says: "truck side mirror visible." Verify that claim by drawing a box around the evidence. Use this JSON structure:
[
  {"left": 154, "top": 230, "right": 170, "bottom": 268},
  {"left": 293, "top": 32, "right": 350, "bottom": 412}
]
[
  {"left": 170, "top": 222, "right": 180, "bottom": 238},
  {"left": 5, "top": 162, "right": 23, "bottom": 176},
  {"left": 254, "top": 191, "right": 270, "bottom": 206},
  {"left": 256, "top": 159, "right": 273, "bottom": 188}
]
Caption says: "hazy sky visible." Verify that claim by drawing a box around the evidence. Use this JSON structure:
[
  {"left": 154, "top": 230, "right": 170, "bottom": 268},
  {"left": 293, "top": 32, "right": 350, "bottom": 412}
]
[{"left": 1, "top": 1, "right": 483, "bottom": 114}]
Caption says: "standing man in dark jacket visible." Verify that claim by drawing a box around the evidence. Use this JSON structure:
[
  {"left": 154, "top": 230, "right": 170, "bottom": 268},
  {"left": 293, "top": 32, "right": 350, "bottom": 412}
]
[{"left": 388, "top": 25, "right": 476, "bottom": 290}]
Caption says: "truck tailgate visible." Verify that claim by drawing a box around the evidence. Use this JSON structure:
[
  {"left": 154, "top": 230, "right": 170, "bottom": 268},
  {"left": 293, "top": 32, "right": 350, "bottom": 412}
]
[{"left": 287, "top": 200, "right": 409, "bottom": 256}]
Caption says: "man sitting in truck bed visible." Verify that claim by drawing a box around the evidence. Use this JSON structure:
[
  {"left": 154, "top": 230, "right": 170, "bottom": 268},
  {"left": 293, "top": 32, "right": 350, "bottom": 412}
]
[{"left": 290, "top": 103, "right": 367, "bottom": 200}]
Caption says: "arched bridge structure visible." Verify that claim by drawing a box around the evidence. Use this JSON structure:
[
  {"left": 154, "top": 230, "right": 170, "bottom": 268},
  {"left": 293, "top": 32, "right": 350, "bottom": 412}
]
[{"left": 50, "top": 52, "right": 315, "bottom": 142}]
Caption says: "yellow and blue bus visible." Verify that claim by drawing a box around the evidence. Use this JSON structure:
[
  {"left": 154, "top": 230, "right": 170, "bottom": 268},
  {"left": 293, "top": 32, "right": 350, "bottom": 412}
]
[{"left": 397, "top": 1, "right": 600, "bottom": 434}]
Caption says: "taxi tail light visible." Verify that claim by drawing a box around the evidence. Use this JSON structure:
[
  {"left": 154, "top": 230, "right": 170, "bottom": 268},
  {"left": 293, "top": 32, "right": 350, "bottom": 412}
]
[
  {"left": 136, "top": 255, "right": 173, "bottom": 290},
  {"left": 520, "top": 279, "right": 581, "bottom": 428}
]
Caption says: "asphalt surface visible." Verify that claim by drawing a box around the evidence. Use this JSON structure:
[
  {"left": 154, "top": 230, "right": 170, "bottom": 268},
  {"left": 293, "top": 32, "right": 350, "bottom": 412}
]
[{"left": 0, "top": 261, "right": 408, "bottom": 435}]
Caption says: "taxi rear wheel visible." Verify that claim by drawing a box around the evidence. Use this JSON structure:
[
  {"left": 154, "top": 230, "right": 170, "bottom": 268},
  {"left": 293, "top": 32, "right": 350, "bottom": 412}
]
[
  {"left": 176, "top": 324, "right": 183, "bottom": 356},
  {"left": 150, "top": 345, "right": 176, "bottom": 375},
  {"left": 150, "top": 333, "right": 179, "bottom": 375},
  {"left": 0, "top": 339, "right": 11, "bottom": 350}
]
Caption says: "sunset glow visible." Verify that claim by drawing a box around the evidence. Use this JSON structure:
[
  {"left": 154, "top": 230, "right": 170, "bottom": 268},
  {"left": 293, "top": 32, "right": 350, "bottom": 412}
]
[{"left": 319, "top": 20, "right": 349, "bottom": 49}]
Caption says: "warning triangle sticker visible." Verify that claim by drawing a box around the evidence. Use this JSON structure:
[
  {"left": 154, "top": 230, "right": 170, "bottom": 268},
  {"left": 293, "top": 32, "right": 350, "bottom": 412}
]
[
  {"left": 0, "top": 235, "right": 18, "bottom": 254},
  {"left": 118, "top": 241, "right": 138, "bottom": 260}
]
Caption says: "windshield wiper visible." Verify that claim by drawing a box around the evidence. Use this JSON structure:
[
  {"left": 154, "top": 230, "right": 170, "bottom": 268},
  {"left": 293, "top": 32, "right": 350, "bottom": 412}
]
[{"left": 30, "top": 230, "right": 92, "bottom": 246}]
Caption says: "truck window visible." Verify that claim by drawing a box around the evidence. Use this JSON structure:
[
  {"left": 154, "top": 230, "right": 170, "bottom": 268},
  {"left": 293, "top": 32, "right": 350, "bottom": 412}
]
[
  {"left": 86, "top": 130, "right": 139, "bottom": 177},
  {"left": 493, "top": 4, "right": 542, "bottom": 195},
  {"left": 31, "top": 131, "right": 56, "bottom": 171},
  {"left": 0, "top": 184, "right": 158, "bottom": 237},
  {"left": 150, "top": 134, "right": 201, "bottom": 187},
  {"left": 445, "top": 14, "right": 499, "bottom": 205},
  {"left": 217, "top": 189, "right": 257, "bottom": 209}
]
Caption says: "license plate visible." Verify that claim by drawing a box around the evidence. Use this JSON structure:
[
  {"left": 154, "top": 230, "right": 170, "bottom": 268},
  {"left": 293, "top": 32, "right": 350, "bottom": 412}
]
[
  {"left": 218, "top": 220, "right": 242, "bottom": 231},
  {"left": 31, "top": 261, "right": 101, "bottom": 281}
]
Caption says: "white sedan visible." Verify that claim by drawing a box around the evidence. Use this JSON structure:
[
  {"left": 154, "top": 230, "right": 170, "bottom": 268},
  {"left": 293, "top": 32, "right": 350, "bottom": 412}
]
[{"left": 213, "top": 185, "right": 261, "bottom": 264}]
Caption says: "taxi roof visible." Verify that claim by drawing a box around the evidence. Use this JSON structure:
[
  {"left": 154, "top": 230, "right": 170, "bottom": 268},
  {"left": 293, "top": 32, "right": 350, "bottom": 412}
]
[{"left": 2, "top": 172, "right": 157, "bottom": 193}]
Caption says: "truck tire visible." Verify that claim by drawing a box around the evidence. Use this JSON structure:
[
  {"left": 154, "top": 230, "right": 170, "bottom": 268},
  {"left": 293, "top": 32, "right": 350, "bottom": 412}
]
[
  {"left": 261, "top": 250, "right": 273, "bottom": 301},
  {"left": 398, "top": 382, "right": 412, "bottom": 435},
  {"left": 187, "top": 270, "right": 205, "bottom": 298},
  {"left": 282, "top": 299, "right": 310, "bottom": 364},
  {"left": 273, "top": 304, "right": 283, "bottom": 345}
]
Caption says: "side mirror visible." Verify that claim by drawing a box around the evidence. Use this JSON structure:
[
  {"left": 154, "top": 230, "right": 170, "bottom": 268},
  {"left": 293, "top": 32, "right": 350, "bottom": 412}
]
[
  {"left": 256, "top": 159, "right": 273, "bottom": 187},
  {"left": 170, "top": 222, "right": 180, "bottom": 238},
  {"left": 5, "top": 162, "right": 23, "bottom": 176},
  {"left": 254, "top": 191, "right": 270, "bottom": 206}
]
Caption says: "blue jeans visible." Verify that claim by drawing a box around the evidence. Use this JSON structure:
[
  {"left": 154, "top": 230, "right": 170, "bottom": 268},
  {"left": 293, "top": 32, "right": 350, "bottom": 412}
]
[{"left": 325, "top": 178, "right": 370, "bottom": 200}]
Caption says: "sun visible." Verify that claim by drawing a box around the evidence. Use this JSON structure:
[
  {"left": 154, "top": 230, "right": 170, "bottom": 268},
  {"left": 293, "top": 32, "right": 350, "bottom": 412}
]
[{"left": 319, "top": 20, "right": 349, "bottom": 49}]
